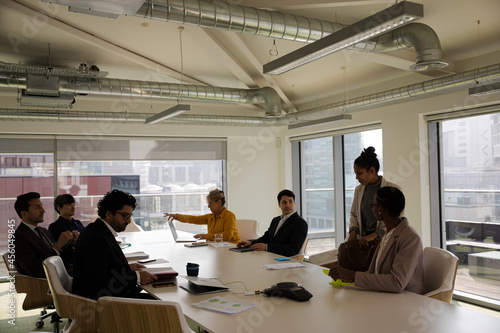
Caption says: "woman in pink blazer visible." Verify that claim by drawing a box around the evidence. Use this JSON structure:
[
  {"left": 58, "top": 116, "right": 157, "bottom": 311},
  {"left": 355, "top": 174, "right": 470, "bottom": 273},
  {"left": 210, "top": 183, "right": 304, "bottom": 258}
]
[{"left": 331, "top": 187, "right": 425, "bottom": 294}]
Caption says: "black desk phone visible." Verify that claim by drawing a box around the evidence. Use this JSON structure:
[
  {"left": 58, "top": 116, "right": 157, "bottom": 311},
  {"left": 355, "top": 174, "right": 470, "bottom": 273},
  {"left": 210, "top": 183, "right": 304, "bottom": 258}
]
[{"left": 263, "top": 282, "right": 313, "bottom": 302}]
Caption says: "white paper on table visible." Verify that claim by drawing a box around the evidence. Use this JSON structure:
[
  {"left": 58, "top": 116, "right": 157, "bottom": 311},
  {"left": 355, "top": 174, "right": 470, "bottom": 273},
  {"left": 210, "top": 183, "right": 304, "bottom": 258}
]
[
  {"left": 260, "top": 262, "right": 306, "bottom": 270},
  {"left": 192, "top": 297, "right": 255, "bottom": 315},
  {"left": 209, "top": 242, "right": 234, "bottom": 248}
]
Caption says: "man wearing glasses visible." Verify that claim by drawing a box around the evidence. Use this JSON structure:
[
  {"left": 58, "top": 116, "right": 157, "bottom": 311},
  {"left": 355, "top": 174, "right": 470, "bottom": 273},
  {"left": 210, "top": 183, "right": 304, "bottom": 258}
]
[{"left": 72, "top": 190, "right": 157, "bottom": 300}]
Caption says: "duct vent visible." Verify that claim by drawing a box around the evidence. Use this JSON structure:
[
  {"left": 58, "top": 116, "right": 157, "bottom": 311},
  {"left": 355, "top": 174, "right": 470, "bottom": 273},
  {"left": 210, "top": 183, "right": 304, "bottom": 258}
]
[{"left": 20, "top": 91, "right": 75, "bottom": 108}]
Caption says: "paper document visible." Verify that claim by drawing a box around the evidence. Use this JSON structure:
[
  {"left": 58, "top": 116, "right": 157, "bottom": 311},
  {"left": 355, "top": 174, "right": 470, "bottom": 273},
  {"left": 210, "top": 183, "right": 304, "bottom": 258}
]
[
  {"left": 142, "top": 258, "right": 170, "bottom": 267},
  {"left": 209, "top": 242, "right": 234, "bottom": 248},
  {"left": 260, "top": 262, "right": 306, "bottom": 270},
  {"left": 192, "top": 297, "right": 255, "bottom": 315}
]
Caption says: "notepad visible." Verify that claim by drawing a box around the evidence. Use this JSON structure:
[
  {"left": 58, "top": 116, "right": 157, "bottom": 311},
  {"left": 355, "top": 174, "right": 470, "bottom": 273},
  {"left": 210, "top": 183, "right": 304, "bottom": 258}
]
[
  {"left": 124, "top": 251, "right": 149, "bottom": 260},
  {"left": 260, "top": 262, "right": 306, "bottom": 270}
]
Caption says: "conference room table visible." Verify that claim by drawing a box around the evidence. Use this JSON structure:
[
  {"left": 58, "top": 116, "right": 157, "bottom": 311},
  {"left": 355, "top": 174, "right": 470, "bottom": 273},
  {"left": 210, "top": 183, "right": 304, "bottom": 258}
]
[{"left": 121, "top": 230, "right": 500, "bottom": 333}]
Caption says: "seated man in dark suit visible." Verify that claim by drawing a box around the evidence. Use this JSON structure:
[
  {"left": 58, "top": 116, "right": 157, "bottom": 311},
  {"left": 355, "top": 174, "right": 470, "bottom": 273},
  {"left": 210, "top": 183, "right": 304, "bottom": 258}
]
[
  {"left": 14, "top": 192, "right": 75, "bottom": 278},
  {"left": 236, "top": 189, "right": 308, "bottom": 257},
  {"left": 49, "top": 194, "right": 85, "bottom": 249},
  {"left": 72, "top": 189, "right": 157, "bottom": 300}
]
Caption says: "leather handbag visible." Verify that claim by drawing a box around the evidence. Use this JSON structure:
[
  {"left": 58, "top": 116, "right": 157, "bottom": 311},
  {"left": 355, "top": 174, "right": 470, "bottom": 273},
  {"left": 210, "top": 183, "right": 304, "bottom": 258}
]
[{"left": 337, "top": 239, "right": 380, "bottom": 272}]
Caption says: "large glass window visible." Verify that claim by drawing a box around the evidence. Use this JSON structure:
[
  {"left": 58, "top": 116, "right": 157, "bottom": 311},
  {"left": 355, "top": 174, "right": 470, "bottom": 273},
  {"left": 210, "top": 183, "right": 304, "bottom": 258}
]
[
  {"left": 435, "top": 113, "right": 500, "bottom": 306},
  {"left": 57, "top": 160, "right": 224, "bottom": 233},
  {"left": 0, "top": 136, "right": 226, "bottom": 253},
  {"left": 302, "top": 137, "right": 334, "bottom": 237}
]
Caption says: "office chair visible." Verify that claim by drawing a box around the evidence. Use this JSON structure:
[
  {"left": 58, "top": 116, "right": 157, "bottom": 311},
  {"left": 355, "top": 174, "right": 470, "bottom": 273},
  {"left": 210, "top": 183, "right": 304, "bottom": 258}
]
[
  {"left": 236, "top": 219, "right": 260, "bottom": 240},
  {"left": 291, "top": 238, "right": 309, "bottom": 261},
  {"left": 423, "top": 247, "right": 459, "bottom": 303},
  {"left": 308, "top": 249, "right": 338, "bottom": 269},
  {"left": 2, "top": 252, "right": 57, "bottom": 329},
  {"left": 124, "top": 217, "right": 144, "bottom": 232},
  {"left": 43, "top": 256, "right": 98, "bottom": 333},
  {"left": 96, "top": 296, "right": 192, "bottom": 333}
]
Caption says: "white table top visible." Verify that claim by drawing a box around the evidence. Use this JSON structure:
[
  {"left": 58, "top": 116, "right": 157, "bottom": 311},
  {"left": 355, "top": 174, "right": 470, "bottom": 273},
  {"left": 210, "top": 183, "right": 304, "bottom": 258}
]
[{"left": 121, "top": 230, "right": 500, "bottom": 333}]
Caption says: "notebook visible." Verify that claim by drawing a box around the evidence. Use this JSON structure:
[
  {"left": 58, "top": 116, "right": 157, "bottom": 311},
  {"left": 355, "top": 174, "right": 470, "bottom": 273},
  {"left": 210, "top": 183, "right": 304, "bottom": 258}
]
[
  {"left": 229, "top": 247, "right": 254, "bottom": 252},
  {"left": 168, "top": 220, "right": 198, "bottom": 242},
  {"left": 142, "top": 267, "right": 178, "bottom": 279}
]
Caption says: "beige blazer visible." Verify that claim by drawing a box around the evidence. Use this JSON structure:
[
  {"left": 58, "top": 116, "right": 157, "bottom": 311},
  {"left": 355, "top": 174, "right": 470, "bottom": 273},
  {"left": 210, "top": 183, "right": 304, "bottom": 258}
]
[{"left": 354, "top": 218, "right": 425, "bottom": 294}]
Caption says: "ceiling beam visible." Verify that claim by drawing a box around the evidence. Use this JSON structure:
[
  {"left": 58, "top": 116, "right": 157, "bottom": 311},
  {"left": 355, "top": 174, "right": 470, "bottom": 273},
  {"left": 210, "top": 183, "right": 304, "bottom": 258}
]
[
  {"left": 2, "top": 0, "right": 209, "bottom": 86},
  {"left": 196, "top": 28, "right": 297, "bottom": 113}
]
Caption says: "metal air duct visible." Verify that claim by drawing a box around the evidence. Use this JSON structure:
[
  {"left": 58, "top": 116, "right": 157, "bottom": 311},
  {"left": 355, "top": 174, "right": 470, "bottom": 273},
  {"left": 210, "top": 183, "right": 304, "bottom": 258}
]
[
  {"left": 1, "top": 63, "right": 499, "bottom": 126},
  {"left": 134, "top": 0, "right": 446, "bottom": 70},
  {"left": 0, "top": 62, "right": 282, "bottom": 117}
]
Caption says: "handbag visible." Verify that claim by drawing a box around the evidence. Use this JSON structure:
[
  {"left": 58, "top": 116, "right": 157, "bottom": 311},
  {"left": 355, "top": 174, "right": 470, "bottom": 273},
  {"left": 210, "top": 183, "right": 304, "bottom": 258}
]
[{"left": 337, "top": 239, "right": 380, "bottom": 272}]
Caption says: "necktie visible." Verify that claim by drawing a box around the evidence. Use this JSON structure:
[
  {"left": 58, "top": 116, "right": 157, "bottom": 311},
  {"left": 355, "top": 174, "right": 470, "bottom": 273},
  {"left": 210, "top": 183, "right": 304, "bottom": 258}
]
[{"left": 35, "top": 227, "right": 53, "bottom": 249}]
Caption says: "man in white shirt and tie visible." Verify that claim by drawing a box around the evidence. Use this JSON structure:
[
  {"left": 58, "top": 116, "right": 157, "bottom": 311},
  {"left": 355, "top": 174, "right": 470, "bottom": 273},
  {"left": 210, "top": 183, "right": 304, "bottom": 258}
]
[
  {"left": 13, "top": 192, "right": 75, "bottom": 277},
  {"left": 236, "top": 189, "right": 308, "bottom": 257}
]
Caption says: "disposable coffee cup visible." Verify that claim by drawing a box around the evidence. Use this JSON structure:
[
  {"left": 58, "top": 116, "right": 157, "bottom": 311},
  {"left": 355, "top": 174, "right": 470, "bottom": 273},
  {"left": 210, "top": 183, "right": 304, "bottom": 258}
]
[{"left": 186, "top": 262, "right": 199, "bottom": 277}]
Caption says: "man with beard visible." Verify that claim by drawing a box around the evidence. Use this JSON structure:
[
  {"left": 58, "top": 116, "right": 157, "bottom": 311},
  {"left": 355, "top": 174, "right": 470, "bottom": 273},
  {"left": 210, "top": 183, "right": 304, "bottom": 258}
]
[{"left": 72, "top": 190, "right": 157, "bottom": 300}]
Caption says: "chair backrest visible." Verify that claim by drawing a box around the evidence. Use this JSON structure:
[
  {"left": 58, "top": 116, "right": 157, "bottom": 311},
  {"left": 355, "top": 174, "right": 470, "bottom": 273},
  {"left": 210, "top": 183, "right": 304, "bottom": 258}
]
[
  {"left": 236, "top": 219, "right": 260, "bottom": 240},
  {"left": 43, "top": 256, "right": 97, "bottom": 333},
  {"left": 125, "top": 218, "right": 144, "bottom": 232},
  {"left": 2, "top": 252, "right": 53, "bottom": 310},
  {"left": 97, "top": 296, "right": 192, "bottom": 333},
  {"left": 308, "top": 249, "right": 338, "bottom": 269},
  {"left": 423, "top": 247, "right": 459, "bottom": 303},
  {"left": 291, "top": 237, "right": 309, "bottom": 261}
]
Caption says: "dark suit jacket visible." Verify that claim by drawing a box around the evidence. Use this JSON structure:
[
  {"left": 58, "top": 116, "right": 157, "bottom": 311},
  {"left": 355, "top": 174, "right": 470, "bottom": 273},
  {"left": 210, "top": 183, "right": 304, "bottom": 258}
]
[
  {"left": 14, "top": 222, "right": 74, "bottom": 278},
  {"left": 252, "top": 212, "right": 308, "bottom": 257},
  {"left": 49, "top": 216, "right": 85, "bottom": 253},
  {"left": 72, "top": 218, "right": 138, "bottom": 300},
  {"left": 49, "top": 216, "right": 85, "bottom": 241}
]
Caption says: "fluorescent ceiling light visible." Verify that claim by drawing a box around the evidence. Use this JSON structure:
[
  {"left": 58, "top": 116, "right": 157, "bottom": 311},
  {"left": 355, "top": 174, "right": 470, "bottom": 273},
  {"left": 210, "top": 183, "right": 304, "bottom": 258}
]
[
  {"left": 145, "top": 104, "right": 190, "bottom": 124},
  {"left": 288, "top": 114, "right": 352, "bottom": 130},
  {"left": 469, "top": 82, "right": 500, "bottom": 96},
  {"left": 264, "top": 1, "right": 423, "bottom": 75}
]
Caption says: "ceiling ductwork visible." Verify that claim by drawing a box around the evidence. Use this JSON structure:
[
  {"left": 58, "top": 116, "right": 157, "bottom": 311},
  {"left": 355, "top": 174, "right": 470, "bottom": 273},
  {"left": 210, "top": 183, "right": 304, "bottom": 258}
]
[
  {"left": 132, "top": 0, "right": 446, "bottom": 71},
  {"left": 0, "top": 62, "right": 282, "bottom": 117},
  {"left": 43, "top": 0, "right": 446, "bottom": 71},
  {"left": 1, "top": 63, "right": 499, "bottom": 126}
]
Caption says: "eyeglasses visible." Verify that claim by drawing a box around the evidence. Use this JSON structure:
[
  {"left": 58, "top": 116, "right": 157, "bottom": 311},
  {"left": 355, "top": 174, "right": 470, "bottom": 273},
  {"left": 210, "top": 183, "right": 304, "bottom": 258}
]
[
  {"left": 116, "top": 212, "right": 133, "bottom": 221},
  {"left": 369, "top": 203, "right": 380, "bottom": 208}
]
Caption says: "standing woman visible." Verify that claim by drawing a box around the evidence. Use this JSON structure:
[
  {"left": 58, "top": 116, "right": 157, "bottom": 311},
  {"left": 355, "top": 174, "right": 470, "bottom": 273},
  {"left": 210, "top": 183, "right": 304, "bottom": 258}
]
[
  {"left": 348, "top": 147, "right": 402, "bottom": 247},
  {"left": 164, "top": 189, "right": 240, "bottom": 242}
]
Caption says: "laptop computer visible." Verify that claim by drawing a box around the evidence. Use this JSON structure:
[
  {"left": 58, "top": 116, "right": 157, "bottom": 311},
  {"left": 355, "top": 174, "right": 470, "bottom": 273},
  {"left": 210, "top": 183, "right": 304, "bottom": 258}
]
[
  {"left": 168, "top": 220, "right": 199, "bottom": 242},
  {"left": 179, "top": 276, "right": 229, "bottom": 295}
]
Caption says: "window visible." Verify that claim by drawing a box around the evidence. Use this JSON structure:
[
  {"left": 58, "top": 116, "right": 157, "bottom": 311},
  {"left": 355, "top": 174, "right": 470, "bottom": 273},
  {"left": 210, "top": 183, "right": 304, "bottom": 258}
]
[
  {"left": 0, "top": 136, "right": 226, "bottom": 253},
  {"left": 430, "top": 113, "right": 500, "bottom": 308},
  {"left": 292, "top": 128, "right": 382, "bottom": 255}
]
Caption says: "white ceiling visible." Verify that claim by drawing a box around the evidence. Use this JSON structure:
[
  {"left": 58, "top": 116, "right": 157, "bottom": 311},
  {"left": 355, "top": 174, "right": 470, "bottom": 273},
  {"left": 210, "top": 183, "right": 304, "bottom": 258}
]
[{"left": 0, "top": 0, "right": 499, "bottom": 120}]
